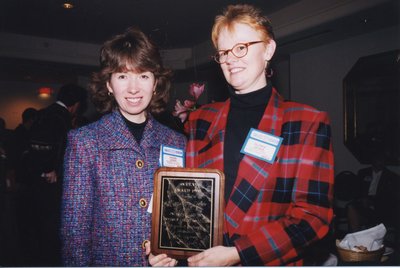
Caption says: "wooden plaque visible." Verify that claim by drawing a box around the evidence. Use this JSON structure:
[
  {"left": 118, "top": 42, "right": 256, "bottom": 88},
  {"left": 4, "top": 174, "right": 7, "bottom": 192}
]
[{"left": 151, "top": 167, "right": 225, "bottom": 258}]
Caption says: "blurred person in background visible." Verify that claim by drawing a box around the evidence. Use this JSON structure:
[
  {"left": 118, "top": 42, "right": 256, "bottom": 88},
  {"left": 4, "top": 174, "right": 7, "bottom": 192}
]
[
  {"left": 26, "top": 83, "right": 86, "bottom": 266},
  {"left": 347, "top": 151, "right": 399, "bottom": 233},
  {"left": 10, "top": 107, "right": 38, "bottom": 265},
  {"left": 0, "top": 117, "right": 15, "bottom": 265}
]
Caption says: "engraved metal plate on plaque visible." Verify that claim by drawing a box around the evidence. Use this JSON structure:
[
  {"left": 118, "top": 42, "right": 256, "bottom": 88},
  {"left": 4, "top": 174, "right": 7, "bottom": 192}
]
[{"left": 151, "top": 167, "right": 224, "bottom": 258}]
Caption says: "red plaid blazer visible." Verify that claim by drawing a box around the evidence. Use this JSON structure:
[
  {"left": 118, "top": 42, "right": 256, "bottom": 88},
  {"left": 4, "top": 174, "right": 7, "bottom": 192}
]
[{"left": 186, "top": 88, "right": 334, "bottom": 265}]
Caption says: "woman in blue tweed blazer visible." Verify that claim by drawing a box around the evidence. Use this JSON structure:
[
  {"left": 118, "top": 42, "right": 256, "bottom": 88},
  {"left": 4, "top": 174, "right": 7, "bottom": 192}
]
[{"left": 61, "top": 27, "right": 186, "bottom": 266}]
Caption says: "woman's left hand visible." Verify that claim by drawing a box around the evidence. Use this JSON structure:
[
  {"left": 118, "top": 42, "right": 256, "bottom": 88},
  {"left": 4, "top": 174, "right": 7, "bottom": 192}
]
[
  {"left": 145, "top": 241, "right": 178, "bottom": 267},
  {"left": 187, "top": 246, "right": 240, "bottom": 266}
]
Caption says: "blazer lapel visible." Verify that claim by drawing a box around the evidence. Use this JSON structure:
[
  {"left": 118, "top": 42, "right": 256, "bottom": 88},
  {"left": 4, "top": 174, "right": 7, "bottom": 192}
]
[
  {"left": 224, "top": 88, "right": 285, "bottom": 232},
  {"left": 195, "top": 101, "right": 230, "bottom": 170},
  {"left": 139, "top": 115, "right": 165, "bottom": 151},
  {"left": 98, "top": 110, "right": 136, "bottom": 150}
]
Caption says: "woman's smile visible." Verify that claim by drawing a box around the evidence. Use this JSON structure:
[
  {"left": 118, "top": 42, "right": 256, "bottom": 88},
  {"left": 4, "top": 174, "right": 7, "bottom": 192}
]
[{"left": 126, "top": 96, "right": 142, "bottom": 104}]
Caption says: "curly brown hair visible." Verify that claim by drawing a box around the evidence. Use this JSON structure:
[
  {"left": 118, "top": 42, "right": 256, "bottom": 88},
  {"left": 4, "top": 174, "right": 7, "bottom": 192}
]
[{"left": 90, "top": 26, "right": 172, "bottom": 114}]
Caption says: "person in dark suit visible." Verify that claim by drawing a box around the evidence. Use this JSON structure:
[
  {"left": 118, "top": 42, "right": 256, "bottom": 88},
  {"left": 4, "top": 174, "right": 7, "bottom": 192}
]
[
  {"left": 0, "top": 117, "right": 14, "bottom": 190},
  {"left": 347, "top": 152, "right": 399, "bottom": 232},
  {"left": 12, "top": 107, "right": 38, "bottom": 185},
  {"left": 0, "top": 117, "right": 12, "bottom": 193},
  {"left": 0, "top": 118, "right": 15, "bottom": 266},
  {"left": 27, "top": 83, "right": 86, "bottom": 266},
  {"left": 9, "top": 107, "right": 38, "bottom": 265},
  {"left": 29, "top": 84, "right": 86, "bottom": 184}
]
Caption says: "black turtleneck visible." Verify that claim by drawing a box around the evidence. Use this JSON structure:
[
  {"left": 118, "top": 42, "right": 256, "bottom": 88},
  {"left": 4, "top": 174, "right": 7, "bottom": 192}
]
[
  {"left": 122, "top": 115, "right": 147, "bottom": 143},
  {"left": 223, "top": 83, "right": 272, "bottom": 201}
]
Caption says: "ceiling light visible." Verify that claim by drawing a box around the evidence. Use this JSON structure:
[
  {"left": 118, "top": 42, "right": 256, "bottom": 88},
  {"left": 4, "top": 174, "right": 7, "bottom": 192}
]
[
  {"left": 38, "top": 87, "right": 53, "bottom": 99},
  {"left": 62, "top": 1, "right": 74, "bottom": 9}
]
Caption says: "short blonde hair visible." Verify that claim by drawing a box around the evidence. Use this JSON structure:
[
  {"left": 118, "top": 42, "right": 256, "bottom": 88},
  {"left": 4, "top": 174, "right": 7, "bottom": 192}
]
[{"left": 211, "top": 4, "right": 275, "bottom": 49}]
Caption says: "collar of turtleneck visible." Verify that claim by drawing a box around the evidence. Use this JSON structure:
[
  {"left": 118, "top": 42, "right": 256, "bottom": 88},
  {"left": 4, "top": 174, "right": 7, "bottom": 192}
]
[
  {"left": 229, "top": 82, "right": 272, "bottom": 109},
  {"left": 120, "top": 112, "right": 148, "bottom": 143}
]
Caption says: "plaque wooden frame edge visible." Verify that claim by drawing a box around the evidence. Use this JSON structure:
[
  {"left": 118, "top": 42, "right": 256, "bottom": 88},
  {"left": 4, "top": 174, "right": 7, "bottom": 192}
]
[{"left": 151, "top": 167, "right": 225, "bottom": 259}]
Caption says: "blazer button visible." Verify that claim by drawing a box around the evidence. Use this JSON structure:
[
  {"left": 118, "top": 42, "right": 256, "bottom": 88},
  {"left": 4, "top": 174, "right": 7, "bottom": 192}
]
[
  {"left": 136, "top": 159, "right": 144, "bottom": 169},
  {"left": 139, "top": 198, "right": 147, "bottom": 208}
]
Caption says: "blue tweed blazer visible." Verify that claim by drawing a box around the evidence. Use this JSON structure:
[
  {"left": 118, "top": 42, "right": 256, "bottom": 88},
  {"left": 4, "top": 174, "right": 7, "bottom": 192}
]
[{"left": 61, "top": 110, "right": 186, "bottom": 266}]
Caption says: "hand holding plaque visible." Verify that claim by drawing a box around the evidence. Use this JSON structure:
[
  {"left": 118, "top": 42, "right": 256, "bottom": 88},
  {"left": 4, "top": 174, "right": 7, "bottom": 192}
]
[{"left": 151, "top": 167, "right": 225, "bottom": 258}]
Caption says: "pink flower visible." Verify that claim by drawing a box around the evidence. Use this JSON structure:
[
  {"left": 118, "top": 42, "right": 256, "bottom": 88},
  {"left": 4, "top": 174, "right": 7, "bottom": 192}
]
[
  {"left": 189, "top": 83, "right": 205, "bottom": 100},
  {"left": 173, "top": 99, "right": 196, "bottom": 123},
  {"left": 172, "top": 100, "right": 188, "bottom": 122},
  {"left": 173, "top": 82, "right": 205, "bottom": 123}
]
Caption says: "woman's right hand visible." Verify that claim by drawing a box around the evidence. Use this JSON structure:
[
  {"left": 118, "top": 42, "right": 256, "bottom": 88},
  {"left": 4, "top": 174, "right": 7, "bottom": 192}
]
[{"left": 145, "top": 241, "right": 178, "bottom": 266}]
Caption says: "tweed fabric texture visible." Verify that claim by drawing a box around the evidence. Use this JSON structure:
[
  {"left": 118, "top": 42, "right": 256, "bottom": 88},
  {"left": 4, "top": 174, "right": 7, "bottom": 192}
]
[
  {"left": 186, "top": 88, "right": 334, "bottom": 266},
  {"left": 61, "top": 110, "right": 186, "bottom": 266}
]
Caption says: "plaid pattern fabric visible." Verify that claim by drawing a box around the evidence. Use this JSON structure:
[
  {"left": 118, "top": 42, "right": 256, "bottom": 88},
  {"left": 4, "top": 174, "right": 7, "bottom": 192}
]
[
  {"left": 61, "top": 110, "right": 186, "bottom": 266},
  {"left": 186, "top": 88, "right": 334, "bottom": 266}
]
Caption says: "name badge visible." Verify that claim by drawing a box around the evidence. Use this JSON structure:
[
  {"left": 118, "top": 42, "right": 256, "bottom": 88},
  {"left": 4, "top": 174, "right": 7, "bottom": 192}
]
[
  {"left": 240, "top": 128, "right": 282, "bottom": 163},
  {"left": 152, "top": 145, "right": 185, "bottom": 214},
  {"left": 159, "top": 145, "right": 185, "bottom": 167}
]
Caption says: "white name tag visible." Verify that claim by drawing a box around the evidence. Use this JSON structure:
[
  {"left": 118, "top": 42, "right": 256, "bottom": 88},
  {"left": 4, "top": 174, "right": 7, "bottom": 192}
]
[
  {"left": 159, "top": 145, "right": 185, "bottom": 167},
  {"left": 240, "top": 128, "right": 282, "bottom": 163},
  {"left": 152, "top": 145, "right": 185, "bottom": 214}
]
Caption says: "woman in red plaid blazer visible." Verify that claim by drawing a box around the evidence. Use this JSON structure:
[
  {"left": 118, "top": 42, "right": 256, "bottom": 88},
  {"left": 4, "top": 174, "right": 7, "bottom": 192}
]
[{"left": 185, "top": 4, "right": 334, "bottom": 266}]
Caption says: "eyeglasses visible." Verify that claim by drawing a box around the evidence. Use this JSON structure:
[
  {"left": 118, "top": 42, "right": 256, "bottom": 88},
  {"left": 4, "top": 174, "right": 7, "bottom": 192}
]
[{"left": 212, "top": 41, "right": 264, "bottom": 64}]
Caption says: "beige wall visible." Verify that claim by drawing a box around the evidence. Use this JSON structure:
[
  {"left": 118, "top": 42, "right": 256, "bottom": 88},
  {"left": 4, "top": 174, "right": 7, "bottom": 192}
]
[{"left": 290, "top": 26, "right": 399, "bottom": 175}]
